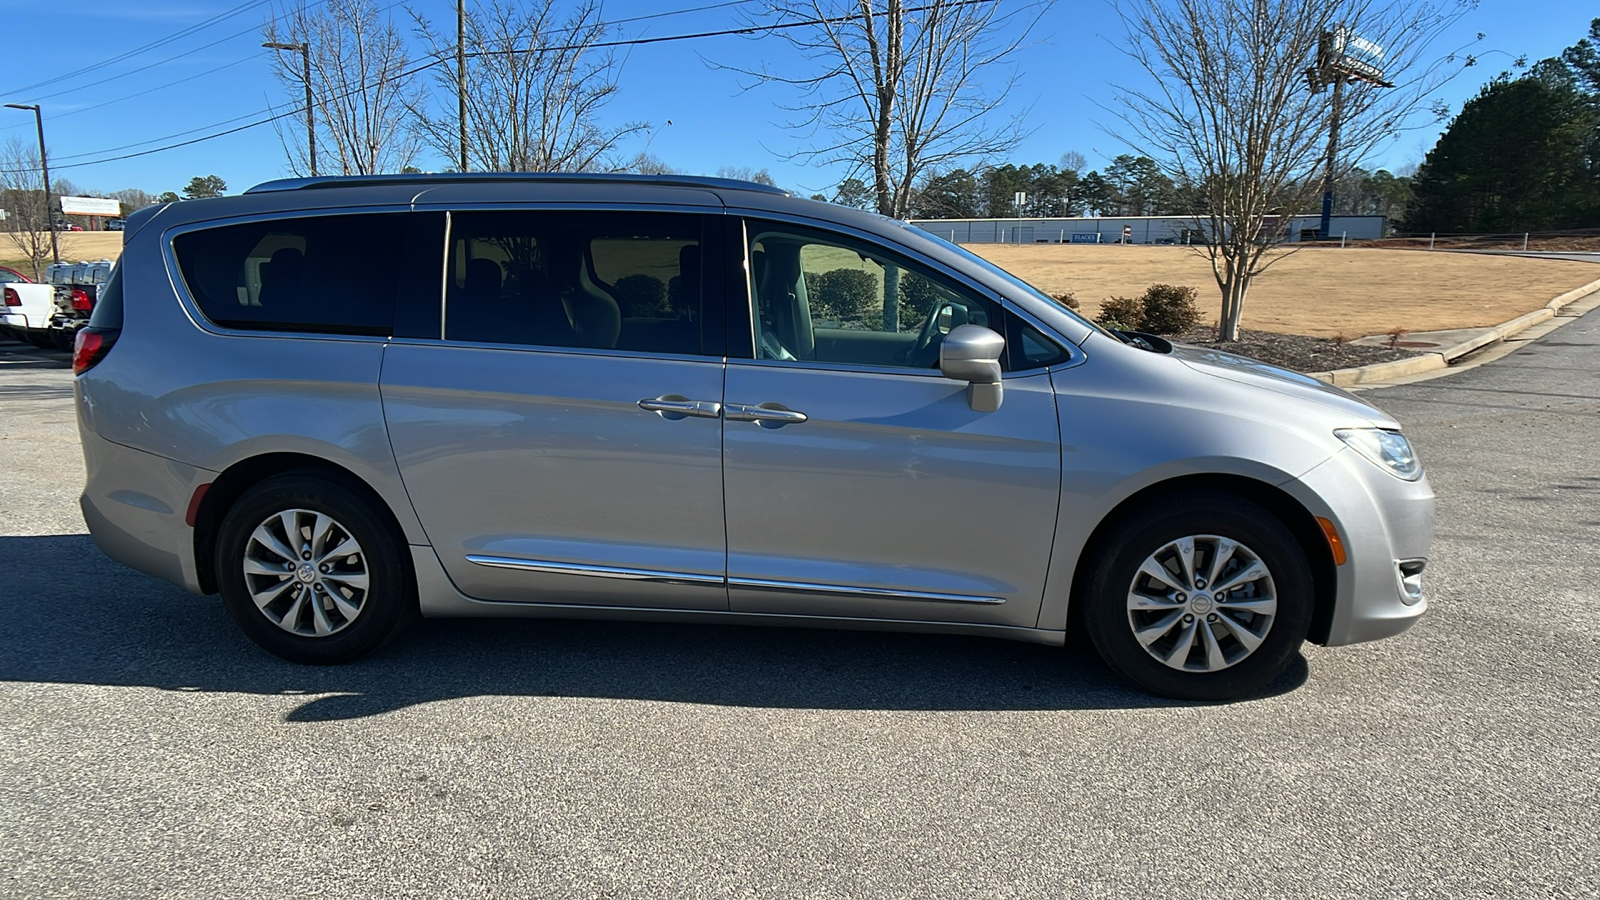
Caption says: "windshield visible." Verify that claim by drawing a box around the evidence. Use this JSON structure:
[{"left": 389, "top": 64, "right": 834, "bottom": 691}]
[{"left": 895, "top": 222, "right": 1124, "bottom": 341}]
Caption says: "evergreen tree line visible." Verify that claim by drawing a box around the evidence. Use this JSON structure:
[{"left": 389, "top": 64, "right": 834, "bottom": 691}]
[
  {"left": 830, "top": 153, "right": 1412, "bottom": 223},
  {"left": 1405, "top": 19, "right": 1600, "bottom": 234}
]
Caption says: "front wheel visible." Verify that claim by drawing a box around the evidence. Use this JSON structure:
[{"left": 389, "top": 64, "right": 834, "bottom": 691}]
[
  {"left": 1082, "top": 491, "right": 1313, "bottom": 701},
  {"left": 216, "top": 473, "right": 416, "bottom": 664}
]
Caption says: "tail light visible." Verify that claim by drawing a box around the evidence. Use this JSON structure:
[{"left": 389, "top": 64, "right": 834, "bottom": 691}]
[
  {"left": 70, "top": 288, "right": 92, "bottom": 311},
  {"left": 3, "top": 287, "right": 18, "bottom": 306},
  {"left": 72, "top": 326, "right": 119, "bottom": 375}
]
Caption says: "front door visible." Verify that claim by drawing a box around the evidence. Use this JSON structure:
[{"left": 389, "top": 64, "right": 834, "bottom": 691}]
[
  {"left": 722, "top": 220, "right": 1064, "bottom": 627},
  {"left": 382, "top": 209, "right": 729, "bottom": 610}
]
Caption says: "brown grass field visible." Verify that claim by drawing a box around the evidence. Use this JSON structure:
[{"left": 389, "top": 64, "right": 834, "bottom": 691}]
[
  {"left": 973, "top": 244, "right": 1600, "bottom": 338},
  {"left": 5, "top": 234, "right": 1596, "bottom": 340}
]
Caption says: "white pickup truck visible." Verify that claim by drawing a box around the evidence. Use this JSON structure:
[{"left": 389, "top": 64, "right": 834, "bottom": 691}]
[{"left": 0, "top": 265, "right": 61, "bottom": 349}]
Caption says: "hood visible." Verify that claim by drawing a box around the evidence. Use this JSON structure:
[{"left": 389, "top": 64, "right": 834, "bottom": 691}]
[{"left": 1170, "top": 342, "right": 1401, "bottom": 429}]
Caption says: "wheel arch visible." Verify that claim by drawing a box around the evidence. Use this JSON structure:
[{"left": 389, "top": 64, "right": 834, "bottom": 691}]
[
  {"left": 1064, "top": 473, "right": 1339, "bottom": 646},
  {"left": 192, "top": 452, "right": 413, "bottom": 596}
]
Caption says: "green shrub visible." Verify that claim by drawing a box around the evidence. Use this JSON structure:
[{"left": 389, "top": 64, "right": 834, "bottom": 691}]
[
  {"left": 1139, "top": 283, "right": 1201, "bottom": 335},
  {"left": 612, "top": 273, "right": 670, "bottom": 317},
  {"left": 1097, "top": 295, "right": 1143, "bottom": 331},
  {"left": 806, "top": 268, "right": 879, "bottom": 323},
  {"left": 1052, "top": 291, "right": 1080, "bottom": 311}
]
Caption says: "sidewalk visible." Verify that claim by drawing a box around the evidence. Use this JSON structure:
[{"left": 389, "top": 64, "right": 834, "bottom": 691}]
[{"left": 1306, "top": 277, "right": 1600, "bottom": 388}]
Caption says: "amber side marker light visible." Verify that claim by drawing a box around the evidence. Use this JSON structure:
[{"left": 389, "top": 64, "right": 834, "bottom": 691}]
[{"left": 1316, "top": 517, "right": 1348, "bottom": 566}]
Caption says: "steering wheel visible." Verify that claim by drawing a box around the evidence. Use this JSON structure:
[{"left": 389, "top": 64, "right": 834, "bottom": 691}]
[{"left": 902, "top": 302, "right": 951, "bottom": 368}]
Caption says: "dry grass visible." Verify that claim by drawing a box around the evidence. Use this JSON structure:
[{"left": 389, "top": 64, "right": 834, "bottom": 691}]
[
  {"left": 8, "top": 234, "right": 1596, "bottom": 340},
  {"left": 1, "top": 233, "right": 124, "bottom": 273},
  {"left": 972, "top": 244, "right": 1600, "bottom": 338}
]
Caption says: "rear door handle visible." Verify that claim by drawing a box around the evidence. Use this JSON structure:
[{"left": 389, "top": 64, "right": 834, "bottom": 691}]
[
  {"left": 725, "top": 402, "right": 808, "bottom": 427},
  {"left": 639, "top": 395, "right": 722, "bottom": 420}
]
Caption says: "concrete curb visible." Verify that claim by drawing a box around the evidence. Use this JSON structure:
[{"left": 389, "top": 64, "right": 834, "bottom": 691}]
[{"left": 1308, "top": 276, "right": 1600, "bottom": 387}]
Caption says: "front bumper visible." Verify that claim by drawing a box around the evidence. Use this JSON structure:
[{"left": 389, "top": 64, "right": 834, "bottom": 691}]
[{"left": 1283, "top": 447, "right": 1436, "bottom": 647}]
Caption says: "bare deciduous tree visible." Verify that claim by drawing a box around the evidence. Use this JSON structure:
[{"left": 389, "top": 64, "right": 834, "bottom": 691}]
[
  {"left": 265, "top": 0, "right": 422, "bottom": 176},
  {"left": 411, "top": 0, "right": 645, "bottom": 173},
  {"left": 732, "top": 0, "right": 1048, "bottom": 219},
  {"left": 1111, "top": 0, "right": 1472, "bottom": 340},
  {"left": 0, "top": 138, "right": 54, "bottom": 279}
]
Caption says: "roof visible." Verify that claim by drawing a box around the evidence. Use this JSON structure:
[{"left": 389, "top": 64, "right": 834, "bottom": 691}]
[{"left": 244, "top": 172, "right": 791, "bottom": 197}]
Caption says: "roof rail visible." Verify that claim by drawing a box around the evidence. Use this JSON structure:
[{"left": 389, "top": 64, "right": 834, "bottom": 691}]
[{"left": 244, "top": 172, "right": 791, "bottom": 196}]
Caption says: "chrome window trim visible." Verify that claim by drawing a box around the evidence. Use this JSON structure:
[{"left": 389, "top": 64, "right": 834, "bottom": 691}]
[
  {"left": 466, "top": 555, "right": 725, "bottom": 586},
  {"left": 465, "top": 555, "right": 1006, "bottom": 605},
  {"left": 731, "top": 208, "right": 1082, "bottom": 372},
  {"left": 438, "top": 210, "right": 452, "bottom": 340},
  {"left": 160, "top": 205, "right": 416, "bottom": 343},
  {"left": 385, "top": 335, "right": 730, "bottom": 365},
  {"left": 728, "top": 577, "right": 1005, "bottom": 606}
]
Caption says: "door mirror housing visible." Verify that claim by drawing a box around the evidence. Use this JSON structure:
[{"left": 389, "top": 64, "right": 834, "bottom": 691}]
[{"left": 939, "top": 324, "right": 1005, "bottom": 412}]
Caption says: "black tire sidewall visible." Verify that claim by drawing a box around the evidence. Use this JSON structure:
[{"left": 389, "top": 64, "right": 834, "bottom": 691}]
[
  {"left": 216, "top": 474, "right": 413, "bottom": 664},
  {"left": 1083, "top": 493, "right": 1313, "bottom": 702}
]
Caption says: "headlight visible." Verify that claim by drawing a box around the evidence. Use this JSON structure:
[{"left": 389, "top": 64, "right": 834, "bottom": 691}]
[{"left": 1334, "top": 428, "right": 1423, "bottom": 480}]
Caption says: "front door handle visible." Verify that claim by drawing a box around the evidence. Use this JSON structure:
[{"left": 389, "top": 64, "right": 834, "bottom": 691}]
[
  {"left": 639, "top": 395, "right": 722, "bottom": 420},
  {"left": 725, "top": 402, "right": 808, "bottom": 428}
]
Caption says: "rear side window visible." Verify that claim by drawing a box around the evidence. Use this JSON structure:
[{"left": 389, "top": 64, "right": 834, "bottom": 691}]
[
  {"left": 172, "top": 213, "right": 406, "bottom": 335},
  {"left": 88, "top": 264, "right": 123, "bottom": 328},
  {"left": 444, "top": 211, "right": 709, "bottom": 356}
]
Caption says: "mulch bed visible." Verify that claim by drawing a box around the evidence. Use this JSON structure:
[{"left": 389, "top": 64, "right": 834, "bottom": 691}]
[{"left": 1169, "top": 326, "right": 1425, "bottom": 374}]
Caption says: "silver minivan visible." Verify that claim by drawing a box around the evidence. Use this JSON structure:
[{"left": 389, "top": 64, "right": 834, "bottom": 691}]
[{"left": 74, "top": 174, "right": 1433, "bottom": 700}]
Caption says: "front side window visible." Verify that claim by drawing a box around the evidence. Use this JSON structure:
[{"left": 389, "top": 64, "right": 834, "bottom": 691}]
[
  {"left": 746, "top": 222, "right": 1064, "bottom": 371},
  {"left": 445, "top": 211, "right": 706, "bottom": 356},
  {"left": 172, "top": 213, "right": 406, "bottom": 335}
]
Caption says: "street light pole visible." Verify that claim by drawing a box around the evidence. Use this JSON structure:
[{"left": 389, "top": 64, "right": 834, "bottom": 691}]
[
  {"left": 4, "top": 103, "right": 58, "bottom": 266},
  {"left": 263, "top": 42, "right": 316, "bottom": 176}
]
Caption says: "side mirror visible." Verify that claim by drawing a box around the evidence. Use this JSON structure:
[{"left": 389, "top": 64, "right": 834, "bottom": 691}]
[{"left": 939, "top": 323, "right": 1005, "bottom": 412}]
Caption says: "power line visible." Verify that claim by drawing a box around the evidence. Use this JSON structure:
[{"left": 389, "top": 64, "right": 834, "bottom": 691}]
[
  {"left": 14, "top": 0, "right": 756, "bottom": 144},
  {"left": 1, "top": 0, "right": 279, "bottom": 98},
  {"left": 24, "top": 1, "right": 345, "bottom": 105},
  {"left": 39, "top": 0, "right": 758, "bottom": 162},
  {"left": 35, "top": 0, "right": 993, "bottom": 174}
]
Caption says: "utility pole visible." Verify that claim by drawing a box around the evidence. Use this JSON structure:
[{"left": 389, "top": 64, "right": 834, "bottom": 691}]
[
  {"left": 457, "top": 0, "right": 468, "bottom": 173},
  {"left": 4, "top": 103, "right": 59, "bottom": 266},
  {"left": 263, "top": 42, "right": 317, "bottom": 176}
]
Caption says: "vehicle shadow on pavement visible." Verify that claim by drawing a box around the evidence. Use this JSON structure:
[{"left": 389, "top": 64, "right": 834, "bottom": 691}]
[{"left": 0, "top": 534, "right": 1308, "bottom": 718}]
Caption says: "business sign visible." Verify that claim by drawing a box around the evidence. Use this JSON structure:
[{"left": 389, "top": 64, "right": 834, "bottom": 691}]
[
  {"left": 61, "top": 196, "right": 121, "bottom": 216},
  {"left": 1069, "top": 232, "right": 1100, "bottom": 244},
  {"left": 1309, "top": 28, "right": 1391, "bottom": 88}
]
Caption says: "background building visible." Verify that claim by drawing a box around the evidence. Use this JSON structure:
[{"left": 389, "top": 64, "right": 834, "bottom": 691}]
[{"left": 910, "top": 215, "right": 1387, "bottom": 244}]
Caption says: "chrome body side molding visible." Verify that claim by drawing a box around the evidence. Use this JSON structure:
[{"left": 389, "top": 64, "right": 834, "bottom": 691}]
[
  {"left": 728, "top": 577, "right": 1005, "bottom": 605},
  {"left": 464, "top": 555, "right": 1005, "bottom": 605},
  {"left": 465, "top": 555, "right": 725, "bottom": 586}
]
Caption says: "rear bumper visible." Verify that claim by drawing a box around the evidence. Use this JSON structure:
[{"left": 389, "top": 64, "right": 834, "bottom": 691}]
[
  {"left": 79, "top": 426, "right": 213, "bottom": 595},
  {"left": 1282, "top": 448, "right": 1435, "bottom": 647}
]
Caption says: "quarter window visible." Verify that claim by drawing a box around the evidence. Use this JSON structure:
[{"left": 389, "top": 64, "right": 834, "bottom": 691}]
[
  {"left": 445, "top": 211, "right": 707, "bottom": 356},
  {"left": 172, "top": 213, "right": 406, "bottom": 335}
]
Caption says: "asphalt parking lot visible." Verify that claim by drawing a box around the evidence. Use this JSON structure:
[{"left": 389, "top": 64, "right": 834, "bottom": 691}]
[{"left": 2, "top": 315, "right": 1596, "bottom": 899}]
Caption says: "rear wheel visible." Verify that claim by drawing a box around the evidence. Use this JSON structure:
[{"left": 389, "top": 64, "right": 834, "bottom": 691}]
[
  {"left": 216, "top": 473, "right": 415, "bottom": 664},
  {"left": 1082, "top": 491, "right": 1313, "bottom": 701}
]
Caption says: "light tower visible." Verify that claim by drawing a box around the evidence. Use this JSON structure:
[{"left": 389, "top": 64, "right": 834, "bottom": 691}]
[{"left": 1306, "top": 28, "right": 1393, "bottom": 240}]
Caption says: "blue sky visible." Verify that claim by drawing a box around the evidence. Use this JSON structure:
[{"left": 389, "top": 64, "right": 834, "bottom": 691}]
[{"left": 0, "top": 0, "right": 1592, "bottom": 199}]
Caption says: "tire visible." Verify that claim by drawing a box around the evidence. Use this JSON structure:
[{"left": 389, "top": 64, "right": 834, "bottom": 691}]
[
  {"left": 216, "top": 473, "right": 416, "bottom": 664},
  {"left": 1082, "top": 490, "right": 1313, "bottom": 701},
  {"left": 26, "top": 331, "right": 52, "bottom": 349}
]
